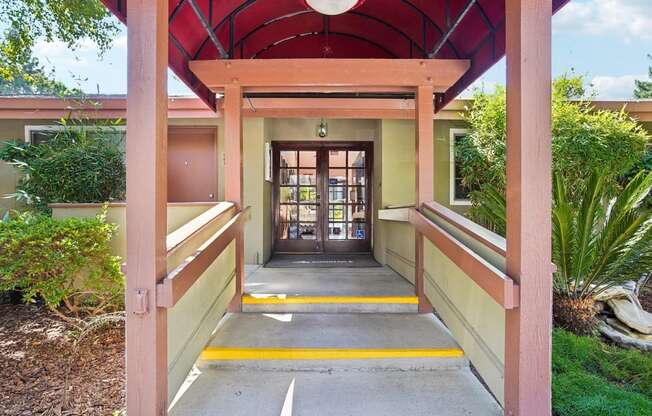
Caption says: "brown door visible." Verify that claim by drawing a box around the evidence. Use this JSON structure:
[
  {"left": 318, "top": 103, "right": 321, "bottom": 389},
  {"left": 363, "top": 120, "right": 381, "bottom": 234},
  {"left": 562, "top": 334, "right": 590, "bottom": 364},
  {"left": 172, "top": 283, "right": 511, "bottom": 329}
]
[
  {"left": 273, "top": 142, "right": 372, "bottom": 253},
  {"left": 167, "top": 127, "right": 217, "bottom": 202}
]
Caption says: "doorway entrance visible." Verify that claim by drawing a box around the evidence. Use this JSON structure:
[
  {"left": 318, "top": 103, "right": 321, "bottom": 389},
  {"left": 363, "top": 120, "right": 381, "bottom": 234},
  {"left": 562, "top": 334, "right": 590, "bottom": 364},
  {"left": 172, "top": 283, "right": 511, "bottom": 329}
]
[{"left": 273, "top": 142, "right": 372, "bottom": 253}]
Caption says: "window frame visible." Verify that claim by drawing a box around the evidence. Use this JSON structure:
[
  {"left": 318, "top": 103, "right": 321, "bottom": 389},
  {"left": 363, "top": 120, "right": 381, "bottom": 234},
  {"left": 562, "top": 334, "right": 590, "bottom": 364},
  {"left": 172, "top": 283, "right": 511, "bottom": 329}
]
[
  {"left": 24, "top": 124, "right": 126, "bottom": 144},
  {"left": 449, "top": 128, "right": 472, "bottom": 206}
]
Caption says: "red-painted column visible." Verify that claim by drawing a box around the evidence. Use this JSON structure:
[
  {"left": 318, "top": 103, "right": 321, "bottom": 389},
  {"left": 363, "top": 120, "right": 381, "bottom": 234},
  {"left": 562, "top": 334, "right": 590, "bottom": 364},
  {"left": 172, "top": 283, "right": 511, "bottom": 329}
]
[
  {"left": 505, "top": 0, "right": 553, "bottom": 415},
  {"left": 415, "top": 85, "right": 434, "bottom": 313},
  {"left": 224, "top": 85, "right": 245, "bottom": 312},
  {"left": 125, "top": 0, "right": 169, "bottom": 415}
]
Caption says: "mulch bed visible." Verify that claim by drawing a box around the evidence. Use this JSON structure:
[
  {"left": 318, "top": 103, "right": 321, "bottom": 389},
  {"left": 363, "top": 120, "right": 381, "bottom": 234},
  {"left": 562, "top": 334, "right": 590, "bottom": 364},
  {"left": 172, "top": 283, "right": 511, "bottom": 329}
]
[
  {"left": 0, "top": 303, "right": 125, "bottom": 416},
  {"left": 640, "top": 284, "right": 652, "bottom": 313}
]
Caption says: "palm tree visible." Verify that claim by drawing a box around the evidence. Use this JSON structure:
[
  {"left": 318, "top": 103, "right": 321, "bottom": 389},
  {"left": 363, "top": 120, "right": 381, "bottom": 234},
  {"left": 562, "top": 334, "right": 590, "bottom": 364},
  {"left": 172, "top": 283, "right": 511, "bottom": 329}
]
[{"left": 473, "top": 170, "right": 652, "bottom": 334}]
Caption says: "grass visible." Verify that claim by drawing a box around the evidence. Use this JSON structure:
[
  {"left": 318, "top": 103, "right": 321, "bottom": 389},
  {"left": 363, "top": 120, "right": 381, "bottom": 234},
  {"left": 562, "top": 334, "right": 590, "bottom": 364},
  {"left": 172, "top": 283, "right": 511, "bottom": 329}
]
[{"left": 552, "top": 329, "right": 652, "bottom": 416}]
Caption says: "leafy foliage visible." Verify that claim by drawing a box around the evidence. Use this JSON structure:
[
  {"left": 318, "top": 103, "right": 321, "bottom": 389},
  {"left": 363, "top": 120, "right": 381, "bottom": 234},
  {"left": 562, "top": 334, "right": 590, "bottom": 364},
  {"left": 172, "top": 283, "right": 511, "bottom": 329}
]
[
  {"left": 0, "top": 118, "right": 126, "bottom": 211},
  {"left": 634, "top": 55, "right": 652, "bottom": 99},
  {"left": 459, "top": 74, "right": 649, "bottom": 229},
  {"left": 0, "top": 1, "right": 118, "bottom": 94},
  {"left": 0, "top": 210, "right": 124, "bottom": 316},
  {"left": 0, "top": 56, "right": 75, "bottom": 96},
  {"left": 552, "top": 328, "right": 652, "bottom": 416}
]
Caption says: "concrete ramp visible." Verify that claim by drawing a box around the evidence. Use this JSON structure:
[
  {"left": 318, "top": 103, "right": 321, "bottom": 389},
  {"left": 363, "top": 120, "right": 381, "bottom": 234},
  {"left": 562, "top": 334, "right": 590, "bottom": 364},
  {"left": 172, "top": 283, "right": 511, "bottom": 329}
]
[{"left": 169, "top": 313, "right": 502, "bottom": 415}]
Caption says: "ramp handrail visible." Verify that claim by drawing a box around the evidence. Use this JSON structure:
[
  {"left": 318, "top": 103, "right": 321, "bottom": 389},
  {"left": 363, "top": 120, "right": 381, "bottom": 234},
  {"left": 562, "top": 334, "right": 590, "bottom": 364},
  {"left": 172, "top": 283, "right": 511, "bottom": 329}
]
[
  {"left": 157, "top": 205, "right": 251, "bottom": 308},
  {"left": 409, "top": 205, "right": 519, "bottom": 309}
]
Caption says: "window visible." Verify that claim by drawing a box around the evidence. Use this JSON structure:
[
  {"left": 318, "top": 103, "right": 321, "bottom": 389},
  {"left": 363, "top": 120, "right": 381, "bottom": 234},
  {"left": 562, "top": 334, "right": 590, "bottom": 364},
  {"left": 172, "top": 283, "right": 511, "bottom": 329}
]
[
  {"left": 449, "top": 128, "right": 472, "bottom": 206},
  {"left": 25, "top": 125, "right": 126, "bottom": 146}
]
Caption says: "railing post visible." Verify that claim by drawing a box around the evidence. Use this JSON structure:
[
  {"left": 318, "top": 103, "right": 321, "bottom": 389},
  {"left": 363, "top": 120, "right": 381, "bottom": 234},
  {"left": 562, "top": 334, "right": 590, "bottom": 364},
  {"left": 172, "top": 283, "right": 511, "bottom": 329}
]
[
  {"left": 224, "top": 84, "right": 244, "bottom": 312},
  {"left": 126, "top": 0, "right": 168, "bottom": 414},
  {"left": 505, "top": 0, "right": 553, "bottom": 414},
  {"left": 415, "top": 85, "right": 434, "bottom": 313}
]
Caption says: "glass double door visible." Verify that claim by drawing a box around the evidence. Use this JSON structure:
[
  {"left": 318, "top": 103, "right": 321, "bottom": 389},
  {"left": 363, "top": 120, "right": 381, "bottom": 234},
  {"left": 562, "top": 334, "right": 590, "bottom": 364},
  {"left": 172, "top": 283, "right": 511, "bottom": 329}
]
[{"left": 273, "top": 142, "right": 372, "bottom": 253}]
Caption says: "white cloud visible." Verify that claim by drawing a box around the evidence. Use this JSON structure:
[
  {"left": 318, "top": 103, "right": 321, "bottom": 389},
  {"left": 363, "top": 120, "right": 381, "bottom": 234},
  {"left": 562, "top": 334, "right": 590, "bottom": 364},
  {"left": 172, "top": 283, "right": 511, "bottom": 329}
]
[
  {"left": 554, "top": 0, "right": 652, "bottom": 42},
  {"left": 589, "top": 74, "right": 647, "bottom": 100}
]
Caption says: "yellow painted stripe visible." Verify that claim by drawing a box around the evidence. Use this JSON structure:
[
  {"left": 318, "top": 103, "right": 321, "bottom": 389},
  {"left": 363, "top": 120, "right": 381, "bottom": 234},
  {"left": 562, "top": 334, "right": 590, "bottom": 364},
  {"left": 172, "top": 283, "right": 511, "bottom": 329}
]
[
  {"left": 201, "top": 347, "right": 464, "bottom": 360},
  {"left": 241, "top": 295, "right": 419, "bottom": 305}
]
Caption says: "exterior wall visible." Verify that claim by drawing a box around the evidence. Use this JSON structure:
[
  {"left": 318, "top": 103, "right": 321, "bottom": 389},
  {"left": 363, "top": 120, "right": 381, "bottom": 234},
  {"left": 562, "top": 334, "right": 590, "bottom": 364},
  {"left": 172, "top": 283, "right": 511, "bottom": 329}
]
[{"left": 51, "top": 203, "right": 216, "bottom": 260}]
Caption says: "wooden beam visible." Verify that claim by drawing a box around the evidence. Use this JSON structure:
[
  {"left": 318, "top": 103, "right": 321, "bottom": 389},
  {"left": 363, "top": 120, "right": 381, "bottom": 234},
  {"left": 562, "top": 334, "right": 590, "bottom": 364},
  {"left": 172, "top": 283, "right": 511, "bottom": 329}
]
[
  {"left": 408, "top": 208, "right": 519, "bottom": 309},
  {"left": 125, "top": 0, "right": 168, "bottom": 415},
  {"left": 504, "top": 0, "right": 553, "bottom": 414},
  {"left": 190, "top": 59, "right": 470, "bottom": 92},
  {"left": 157, "top": 207, "right": 250, "bottom": 308},
  {"left": 224, "top": 84, "right": 245, "bottom": 312},
  {"left": 415, "top": 85, "right": 434, "bottom": 313}
]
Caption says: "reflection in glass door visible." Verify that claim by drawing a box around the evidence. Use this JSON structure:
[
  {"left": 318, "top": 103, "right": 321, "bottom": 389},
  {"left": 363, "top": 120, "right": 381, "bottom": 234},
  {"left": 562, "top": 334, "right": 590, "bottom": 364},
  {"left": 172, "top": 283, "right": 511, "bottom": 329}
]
[{"left": 273, "top": 142, "right": 371, "bottom": 253}]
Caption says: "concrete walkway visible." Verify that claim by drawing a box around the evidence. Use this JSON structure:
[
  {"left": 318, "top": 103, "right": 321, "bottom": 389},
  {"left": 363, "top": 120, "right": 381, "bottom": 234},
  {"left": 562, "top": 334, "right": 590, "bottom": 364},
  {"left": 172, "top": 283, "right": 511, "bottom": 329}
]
[{"left": 168, "top": 266, "right": 502, "bottom": 415}]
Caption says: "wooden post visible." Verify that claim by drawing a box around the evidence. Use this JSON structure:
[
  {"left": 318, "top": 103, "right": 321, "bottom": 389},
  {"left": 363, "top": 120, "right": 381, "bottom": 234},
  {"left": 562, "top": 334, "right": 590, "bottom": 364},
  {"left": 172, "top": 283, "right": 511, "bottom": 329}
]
[
  {"left": 224, "top": 85, "right": 245, "bottom": 312},
  {"left": 415, "top": 85, "right": 434, "bottom": 313},
  {"left": 125, "top": 0, "right": 168, "bottom": 415},
  {"left": 504, "top": 0, "right": 553, "bottom": 415}
]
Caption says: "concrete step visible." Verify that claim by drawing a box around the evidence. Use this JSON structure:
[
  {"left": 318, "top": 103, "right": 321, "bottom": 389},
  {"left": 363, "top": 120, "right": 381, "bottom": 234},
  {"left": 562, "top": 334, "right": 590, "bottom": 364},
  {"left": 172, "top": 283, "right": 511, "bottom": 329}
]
[
  {"left": 169, "top": 367, "right": 502, "bottom": 416},
  {"left": 199, "top": 313, "right": 467, "bottom": 371},
  {"left": 241, "top": 294, "right": 419, "bottom": 313}
]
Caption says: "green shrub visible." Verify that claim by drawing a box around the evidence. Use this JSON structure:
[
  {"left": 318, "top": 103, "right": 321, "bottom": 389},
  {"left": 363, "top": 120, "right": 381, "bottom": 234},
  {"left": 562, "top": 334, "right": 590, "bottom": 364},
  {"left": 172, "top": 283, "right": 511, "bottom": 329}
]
[
  {"left": 553, "top": 329, "right": 652, "bottom": 415},
  {"left": 0, "top": 210, "right": 124, "bottom": 315},
  {"left": 459, "top": 74, "right": 649, "bottom": 229},
  {"left": 0, "top": 118, "right": 125, "bottom": 212}
]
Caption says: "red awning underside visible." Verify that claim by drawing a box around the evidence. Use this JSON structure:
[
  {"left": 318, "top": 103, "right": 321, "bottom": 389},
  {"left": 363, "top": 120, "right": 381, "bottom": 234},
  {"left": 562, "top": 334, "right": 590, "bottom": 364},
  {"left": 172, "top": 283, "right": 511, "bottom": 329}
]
[{"left": 101, "top": 0, "right": 568, "bottom": 110}]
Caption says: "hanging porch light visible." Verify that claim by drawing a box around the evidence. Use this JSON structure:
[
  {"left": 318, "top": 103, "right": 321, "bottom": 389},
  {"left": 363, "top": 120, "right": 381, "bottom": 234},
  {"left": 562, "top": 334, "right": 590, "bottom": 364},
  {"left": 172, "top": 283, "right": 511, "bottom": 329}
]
[{"left": 304, "top": 0, "right": 366, "bottom": 16}]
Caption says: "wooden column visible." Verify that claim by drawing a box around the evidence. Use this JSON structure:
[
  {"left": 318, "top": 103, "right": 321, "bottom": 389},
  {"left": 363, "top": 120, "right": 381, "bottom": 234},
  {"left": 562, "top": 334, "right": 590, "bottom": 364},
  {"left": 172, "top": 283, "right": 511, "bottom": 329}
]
[
  {"left": 224, "top": 85, "right": 245, "bottom": 312},
  {"left": 125, "top": 0, "right": 168, "bottom": 415},
  {"left": 504, "top": 0, "right": 553, "bottom": 415},
  {"left": 415, "top": 85, "right": 434, "bottom": 313}
]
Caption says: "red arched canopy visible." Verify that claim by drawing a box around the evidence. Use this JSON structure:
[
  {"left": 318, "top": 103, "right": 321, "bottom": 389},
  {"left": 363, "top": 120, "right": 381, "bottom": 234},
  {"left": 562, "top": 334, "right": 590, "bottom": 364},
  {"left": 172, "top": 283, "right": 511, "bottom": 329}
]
[{"left": 101, "top": 0, "right": 568, "bottom": 110}]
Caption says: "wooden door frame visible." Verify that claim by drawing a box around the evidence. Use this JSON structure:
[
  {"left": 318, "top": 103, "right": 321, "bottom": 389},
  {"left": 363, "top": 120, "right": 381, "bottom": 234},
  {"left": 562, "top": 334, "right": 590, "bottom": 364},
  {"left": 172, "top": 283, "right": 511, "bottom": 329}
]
[{"left": 272, "top": 140, "right": 373, "bottom": 254}]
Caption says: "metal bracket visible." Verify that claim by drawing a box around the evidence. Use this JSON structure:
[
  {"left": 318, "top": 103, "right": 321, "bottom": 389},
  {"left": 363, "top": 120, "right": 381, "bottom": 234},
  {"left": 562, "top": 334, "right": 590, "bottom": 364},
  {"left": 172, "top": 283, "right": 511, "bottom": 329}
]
[{"left": 132, "top": 288, "right": 149, "bottom": 315}]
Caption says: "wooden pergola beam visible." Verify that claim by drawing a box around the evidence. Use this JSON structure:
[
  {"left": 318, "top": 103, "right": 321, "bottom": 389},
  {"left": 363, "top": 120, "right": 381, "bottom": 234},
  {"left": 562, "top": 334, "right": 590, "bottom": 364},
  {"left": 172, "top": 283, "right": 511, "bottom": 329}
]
[
  {"left": 504, "top": 0, "right": 553, "bottom": 414},
  {"left": 125, "top": 0, "right": 169, "bottom": 415},
  {"left": 190, "top": 59, "right": 470, "bottom": 92}
]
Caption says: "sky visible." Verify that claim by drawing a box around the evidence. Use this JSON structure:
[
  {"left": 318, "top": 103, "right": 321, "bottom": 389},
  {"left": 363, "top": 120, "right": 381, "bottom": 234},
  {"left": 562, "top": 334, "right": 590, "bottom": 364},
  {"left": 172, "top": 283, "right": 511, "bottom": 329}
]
[{"left": 33, "top": 0, "right": 652, "bottom": 100}]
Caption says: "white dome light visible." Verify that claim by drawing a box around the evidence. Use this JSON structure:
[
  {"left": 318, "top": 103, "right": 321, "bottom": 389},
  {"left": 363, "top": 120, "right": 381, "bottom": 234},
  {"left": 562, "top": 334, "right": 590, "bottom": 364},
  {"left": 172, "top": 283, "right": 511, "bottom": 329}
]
[{"left": 305, "top": 0, "right": 365, "bottom": 16}]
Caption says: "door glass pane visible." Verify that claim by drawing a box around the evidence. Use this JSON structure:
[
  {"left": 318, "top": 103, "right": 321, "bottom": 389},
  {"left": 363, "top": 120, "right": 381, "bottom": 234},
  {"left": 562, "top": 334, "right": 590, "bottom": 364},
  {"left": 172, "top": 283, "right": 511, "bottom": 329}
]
[
  {"left": 329, "top": 222, "right": 346, "bottom": 240},
  {"left": 348, "top": 169, "right": 366, "bottom": 185},
  {"left": 299, "top": 168, "right": 317, "bottom": 185},
  {"left": 329, "top": 169, "right": 346, "bottom": 186},
  {"left": 298, "top": 223, "right": 316, "bottom": 240},
  {"left": 329, "top": 186, "right": 346, "bottom": 203},
  {"left": 329, "top": 204, "right": 345, "bottom": 222},
  {"left": 349, "top": 223, "right": 366, "bottom": 240},
  {"left": 279, "top": 205, "right": 298, "bottom": 222},
  {"left": 299, "top": 205, "right": 318, "bottom": 222},
  {"left": 280, "top": 168, "right": 297, "bottom": 185},
  {"left": 299, "top": 187, "right": 317, "bottom": 203},
  {"left": 279, "top": 223, "right": 298, "bottom": 240},
  {"left": 348, "top": 205, "right": 366, "bottom": 223},
  {"left": 348, "top": 150, "right": 365, "bottom": 168},
  {"left": 280, "top": 151, "right": 297, "bottom": 167},
  {"left": 280, "top": 187, "right": 297, "bottom": 203},
  {"left": 348, "top": 186, "right": 366, "bottom": 204},
  {"left": 299, "top": 151, "right": 317, "bottom": 167},
  {"left": 329, "top": 150, "right": 346, "bottom": 167}
]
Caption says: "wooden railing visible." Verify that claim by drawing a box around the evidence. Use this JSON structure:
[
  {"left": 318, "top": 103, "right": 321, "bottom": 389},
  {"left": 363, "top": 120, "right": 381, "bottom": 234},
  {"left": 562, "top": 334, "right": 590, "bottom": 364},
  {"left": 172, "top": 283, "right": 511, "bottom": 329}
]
[
  {"left": 409, "top": 203, "right": 519, "bottom": 309},
  {"left": 157, "top": 203, "right": 250, "bottom": 308}
]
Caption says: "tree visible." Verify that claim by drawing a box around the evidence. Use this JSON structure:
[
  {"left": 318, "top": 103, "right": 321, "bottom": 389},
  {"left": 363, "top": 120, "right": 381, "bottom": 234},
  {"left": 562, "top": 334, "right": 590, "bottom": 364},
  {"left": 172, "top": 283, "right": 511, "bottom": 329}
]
[
  {"left": 634, "top": 55, "right": 652, "bottom": 99},
  {"left": 458, "top": 74, "right": 650, "bottom": 232},
  {"left": 0, "top": 1, "right": 119, "bottom": 93},
  {"left": 0, "top": 57, "right": 74, "bottom": 96}
]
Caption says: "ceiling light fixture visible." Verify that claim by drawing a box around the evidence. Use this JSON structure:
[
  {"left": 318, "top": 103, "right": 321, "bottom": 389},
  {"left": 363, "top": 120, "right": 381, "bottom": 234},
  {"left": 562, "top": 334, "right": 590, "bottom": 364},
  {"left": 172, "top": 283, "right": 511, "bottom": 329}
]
[{"left": 304, "top": 0, "right": 366, "bottom": 16}]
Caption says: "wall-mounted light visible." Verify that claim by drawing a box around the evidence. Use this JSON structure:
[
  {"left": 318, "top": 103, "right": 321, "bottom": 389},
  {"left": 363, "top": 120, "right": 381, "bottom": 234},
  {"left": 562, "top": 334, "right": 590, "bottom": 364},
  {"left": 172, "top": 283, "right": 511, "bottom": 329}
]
[{"left": 317, "top": 119, "right": 328, "bottom": 138}]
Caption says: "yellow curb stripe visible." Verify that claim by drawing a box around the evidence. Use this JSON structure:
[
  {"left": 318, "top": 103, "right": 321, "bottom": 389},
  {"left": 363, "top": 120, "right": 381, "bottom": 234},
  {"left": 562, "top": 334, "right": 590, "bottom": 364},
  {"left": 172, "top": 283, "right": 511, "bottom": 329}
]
[
  {"left": 242, "top": 295, "right": 419, "bottom": 305},
  {"left": 201, "top": 347, "right": 464, "bottom": 360}
]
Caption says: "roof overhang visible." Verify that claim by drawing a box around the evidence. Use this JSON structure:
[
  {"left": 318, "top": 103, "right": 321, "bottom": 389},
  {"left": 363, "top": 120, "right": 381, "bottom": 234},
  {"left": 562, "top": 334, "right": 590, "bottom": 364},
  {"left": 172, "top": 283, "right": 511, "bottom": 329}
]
[{"left": 100, "top": 0, "right": 569, "bottom": 111}]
